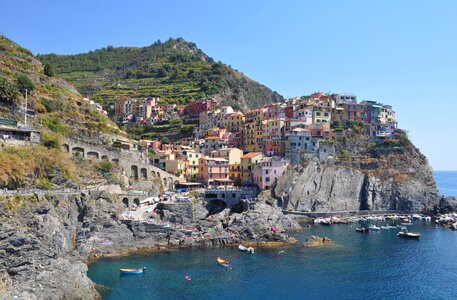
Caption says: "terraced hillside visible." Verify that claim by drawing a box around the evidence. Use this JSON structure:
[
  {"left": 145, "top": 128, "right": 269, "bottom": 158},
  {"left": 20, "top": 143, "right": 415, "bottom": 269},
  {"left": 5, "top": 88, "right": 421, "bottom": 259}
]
[
  {"left": 0, "top": 35, "right": 121, "bottom": 138},
  {"left": 37, "top": 38, "right": 284, "bottom": 110}
]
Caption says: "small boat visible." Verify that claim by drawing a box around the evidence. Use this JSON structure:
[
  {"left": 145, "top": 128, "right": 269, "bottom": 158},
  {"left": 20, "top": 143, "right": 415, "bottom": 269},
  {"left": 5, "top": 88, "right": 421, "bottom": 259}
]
[
  {"left": 369, "top": 225, "right": 381, "bottom": 231},
  {"left": 381, "top": 226, "right": 390, "bottom": 230},
  {"left": 119, "top": 267, "right": 146, "bottom": 274},
  {"left": 355, "top": 227, "right": 370, "bottom": 233},
  {"left": 238, "top": 245, "right": 248, "bottom": 252},
  {"left": 216, "top": 257, "right": 229, "bottom": 267},
  {"left": 320, "top": 219, "right": 332, "bottom": 226},
  {"left": 387, "top": 225, "right": 397, "bottom": 229},
  {"left": 401, "top": 222, "right": 413, "bottom": 226},
  {"left": 247, "top": 247, "right": 255, "bottom": 254},
  {"left": 397, "top": 231, "right": 420, "bottom": 239}
]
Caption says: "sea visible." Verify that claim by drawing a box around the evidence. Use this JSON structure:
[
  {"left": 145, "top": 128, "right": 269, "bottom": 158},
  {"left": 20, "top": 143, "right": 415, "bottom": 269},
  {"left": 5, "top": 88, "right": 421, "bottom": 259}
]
[{"left": 88, "top": 171, "right": 457, "bottom": 300}]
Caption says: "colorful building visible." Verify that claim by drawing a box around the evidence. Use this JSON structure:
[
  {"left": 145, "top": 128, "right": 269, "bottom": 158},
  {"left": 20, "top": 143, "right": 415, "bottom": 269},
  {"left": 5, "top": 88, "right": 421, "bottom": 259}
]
[
  {"left": 253, "top": 157, "right": 290, "bottom": 190},
  {"left": 240, "top": 152, "right": 263, "bottom": 185},
  {"left": 198, "top": 157, "right": 230, "bottom": 186}
]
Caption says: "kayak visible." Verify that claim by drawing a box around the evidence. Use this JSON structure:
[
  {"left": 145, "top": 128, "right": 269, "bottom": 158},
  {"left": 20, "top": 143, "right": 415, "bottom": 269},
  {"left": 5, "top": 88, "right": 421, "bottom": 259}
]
[{"left": 217, "top": 257, "right": 229, "bottom": 267}]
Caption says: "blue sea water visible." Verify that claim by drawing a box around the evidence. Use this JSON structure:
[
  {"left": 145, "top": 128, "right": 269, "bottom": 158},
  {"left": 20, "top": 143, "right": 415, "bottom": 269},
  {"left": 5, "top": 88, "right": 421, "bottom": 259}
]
[
  {"left": 88, "top": 223, "right": 457, "bottom": 300},
  {"left": 434, "top": 171, "right": 457, "bottom": 197},
  {"left": 88, "top": 172, "right": 457, "bottom": 300}
]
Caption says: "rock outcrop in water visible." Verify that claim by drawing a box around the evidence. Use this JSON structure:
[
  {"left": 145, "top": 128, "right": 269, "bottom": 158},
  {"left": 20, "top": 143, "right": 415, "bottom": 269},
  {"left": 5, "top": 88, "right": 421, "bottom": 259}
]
[{"left": 0, "top": 191, "right": 298, "bottom": 298}]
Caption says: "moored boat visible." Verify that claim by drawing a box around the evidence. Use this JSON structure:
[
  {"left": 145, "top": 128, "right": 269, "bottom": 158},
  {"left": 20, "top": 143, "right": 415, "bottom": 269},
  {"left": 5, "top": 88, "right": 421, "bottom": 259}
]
[
  {"left": 119, "top": 267, "right": 146, "bottom": 274},
  {"left": 397, "top": 231, "right": 420, "bottom": 239},
  {"left": 217, "top": 257, "right": 229, "bottom": 267},
  {"left": 238, "top": 245, "right": 248, "bottom": 252},
  {"left": 355, "top": 227, "right": 370, "bottom": 233},
  {"left": 369, "top": 225, "right": 381, "bottom": 231},
  {"left": 401, "top": 222, "right": 413, "bottom": 226},
  {"left": 381, "top": 226, "right": 390, "bottom": 230}
]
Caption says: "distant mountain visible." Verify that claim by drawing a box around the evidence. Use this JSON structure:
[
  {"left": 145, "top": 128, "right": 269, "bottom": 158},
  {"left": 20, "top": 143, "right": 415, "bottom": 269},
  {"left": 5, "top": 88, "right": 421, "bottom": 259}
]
[
  {"left": 0, "top": 35, "right": 121, "bottom": 137},
  {"left": 37, "top": 38, "right": 284, "bottom": 110}
]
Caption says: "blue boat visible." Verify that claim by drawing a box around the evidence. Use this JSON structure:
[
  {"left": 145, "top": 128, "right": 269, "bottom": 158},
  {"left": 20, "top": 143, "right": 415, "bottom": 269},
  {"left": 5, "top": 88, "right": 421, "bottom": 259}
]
[{"left": 119, "top": 267, "right": 146, "bottom": 274}]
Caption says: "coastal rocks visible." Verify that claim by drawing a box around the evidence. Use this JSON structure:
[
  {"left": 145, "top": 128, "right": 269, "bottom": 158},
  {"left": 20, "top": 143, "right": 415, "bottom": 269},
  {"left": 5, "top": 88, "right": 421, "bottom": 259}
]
[
  {"left": 276, "top": 159, "right": 440, "bottom": 212},
  {"left": 303, "top": 236, "right": 333, "bottom": 247}
]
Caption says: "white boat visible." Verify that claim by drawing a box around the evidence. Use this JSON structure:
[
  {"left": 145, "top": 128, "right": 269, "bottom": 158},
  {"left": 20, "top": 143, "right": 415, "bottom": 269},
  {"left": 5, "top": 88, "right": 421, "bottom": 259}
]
[
  {"left": 380, "top": 226, "right": 390, "bottom": 230},
  {"left": 238, "top": 245, "right": 248, "bottom": 252},
  {"left": 369, "top": 225, "right": 381, "bottom": 231},
  {"left": 387, "top": 225, "right": 397, "bottom": 229}
]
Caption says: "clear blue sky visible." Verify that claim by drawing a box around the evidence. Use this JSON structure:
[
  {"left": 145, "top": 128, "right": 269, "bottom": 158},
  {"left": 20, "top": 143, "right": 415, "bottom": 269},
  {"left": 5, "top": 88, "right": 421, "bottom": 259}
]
[{"left": 2, "top": 0, "right": 456, "bottom": 170}]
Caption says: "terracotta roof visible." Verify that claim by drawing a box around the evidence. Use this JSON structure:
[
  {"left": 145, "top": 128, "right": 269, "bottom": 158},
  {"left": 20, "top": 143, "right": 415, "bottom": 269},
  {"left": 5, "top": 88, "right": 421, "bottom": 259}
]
[{"left": 242, "top": 152, "right": 263, "bottom": 159}]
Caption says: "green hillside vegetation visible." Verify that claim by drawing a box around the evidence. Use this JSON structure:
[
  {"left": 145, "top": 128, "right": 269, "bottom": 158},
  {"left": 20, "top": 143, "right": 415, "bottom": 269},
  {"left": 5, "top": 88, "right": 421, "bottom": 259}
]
[
  {"left": 0, "top": 35, "right": 121, "bottom": 138},
  {"left": 37, "top": 38, "right": 284, "bottom": 110}
]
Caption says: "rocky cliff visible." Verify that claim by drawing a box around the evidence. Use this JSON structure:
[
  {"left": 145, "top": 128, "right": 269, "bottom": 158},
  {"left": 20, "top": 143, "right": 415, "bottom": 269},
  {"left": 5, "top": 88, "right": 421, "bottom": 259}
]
[
  {"left": 0, "top": 191, "right": 298, "bottom": 299},
  {"left": 275, "top": 142, "right": 441, "bottom": 212}
]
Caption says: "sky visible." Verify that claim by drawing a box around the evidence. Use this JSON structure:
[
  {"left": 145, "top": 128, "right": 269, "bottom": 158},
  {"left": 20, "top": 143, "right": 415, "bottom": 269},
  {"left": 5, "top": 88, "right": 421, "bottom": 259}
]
[{"left": 2, "top": 0, "right": 456, "bottom": 170}]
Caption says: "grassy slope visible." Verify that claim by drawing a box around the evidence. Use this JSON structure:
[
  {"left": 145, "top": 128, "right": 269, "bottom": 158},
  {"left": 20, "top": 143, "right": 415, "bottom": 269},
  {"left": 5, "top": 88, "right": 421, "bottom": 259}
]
[
  {"left": 37, "top": 38, "right": 284, "bottom": 110},
  {"left": 0, "top": 35, "right": 121, "bottom": 137}
]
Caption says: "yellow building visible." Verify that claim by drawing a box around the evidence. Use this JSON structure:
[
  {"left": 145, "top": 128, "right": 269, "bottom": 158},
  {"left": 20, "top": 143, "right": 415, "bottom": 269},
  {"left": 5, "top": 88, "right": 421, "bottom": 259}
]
[
  {"left": 186, "top": 150, "right": 203, "bottom": 179},
  {"left": 313, "top": 107, "right": 331, "bottom": 130},
  {"left": 244, "top": 122, "right": 257, "bottom": 153},
  {"left": 240, "top": 152, "right": 263, "bottom": 184}
]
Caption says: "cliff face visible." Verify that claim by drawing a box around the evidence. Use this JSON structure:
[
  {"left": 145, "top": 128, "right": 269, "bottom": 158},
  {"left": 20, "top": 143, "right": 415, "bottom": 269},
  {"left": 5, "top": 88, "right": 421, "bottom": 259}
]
[{"left": 275, "top": 151, "right": 440, "bottom": 213}]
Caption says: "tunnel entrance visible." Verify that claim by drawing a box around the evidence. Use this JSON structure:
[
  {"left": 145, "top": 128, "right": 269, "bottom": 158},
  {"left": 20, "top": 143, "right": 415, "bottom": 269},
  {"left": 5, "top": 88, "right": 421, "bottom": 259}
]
[{"left": 206, "top": 199, "right": 227, "bottom": 215}]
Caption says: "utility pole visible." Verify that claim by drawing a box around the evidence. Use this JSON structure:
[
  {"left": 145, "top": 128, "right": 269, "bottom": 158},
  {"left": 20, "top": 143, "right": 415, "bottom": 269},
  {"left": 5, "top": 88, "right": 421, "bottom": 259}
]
[{"left": 24, "top": 89, "right": 28, "bottom": 128}]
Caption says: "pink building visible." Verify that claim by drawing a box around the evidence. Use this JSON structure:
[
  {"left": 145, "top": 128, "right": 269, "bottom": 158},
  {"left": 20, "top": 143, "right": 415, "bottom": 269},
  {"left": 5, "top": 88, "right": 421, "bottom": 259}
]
[
  {"left": 253, "top": 157, "right": 290, "bottom": 190},
  {"left": 198, "top": 157, "right": 230, "bottom": 186}
]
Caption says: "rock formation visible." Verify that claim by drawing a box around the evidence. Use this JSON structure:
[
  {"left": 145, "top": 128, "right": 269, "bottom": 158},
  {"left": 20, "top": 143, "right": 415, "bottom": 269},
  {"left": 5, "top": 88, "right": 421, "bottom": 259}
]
[{"left": 0, "top": 191, "right": 299, "bottom": 298}]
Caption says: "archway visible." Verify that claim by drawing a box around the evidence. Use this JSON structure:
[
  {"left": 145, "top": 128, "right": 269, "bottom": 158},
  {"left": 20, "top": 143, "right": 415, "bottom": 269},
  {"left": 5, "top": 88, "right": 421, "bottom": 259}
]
[
  {"left": 112, "top": 158, "right": 119, "bottom": 164},
  {"left": 133, "top": 198, "right": 140, "bottom": 206},
  {"left": 87, "top": 151, "right": 99, "bottom": 160},
  {"left": 71, "top": 147, "right": 85, "bottom": 157},
  {"left": 131, "top": 165, "right": 139, "bottom": 180},
  {"left": 140, "top": 168, "right": 148, "bottom": 180},
  {"left": 122, "top": 197, "right": 129, "bottom": 208},
  {"left": 206, "top": 199, "right": 227, "bottom": 215},
  {"left": 62, "top": 144, "right": 70, "bottom": 152},
  {"left": 101, "top": 155, "right": 109, "bottom": 160}
]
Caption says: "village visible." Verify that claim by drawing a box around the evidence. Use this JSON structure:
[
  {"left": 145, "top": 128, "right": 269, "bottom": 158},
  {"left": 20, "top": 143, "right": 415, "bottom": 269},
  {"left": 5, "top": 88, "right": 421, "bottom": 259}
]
[{"left": 112, "top": 92, "right": 398, "bottom": 191}]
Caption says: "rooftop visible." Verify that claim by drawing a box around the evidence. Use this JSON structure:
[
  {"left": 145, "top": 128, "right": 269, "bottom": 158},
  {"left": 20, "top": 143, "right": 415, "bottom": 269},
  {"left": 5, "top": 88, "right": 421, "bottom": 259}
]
[{"left": 242, "top": 152, "right": 263, "bottom": 159}]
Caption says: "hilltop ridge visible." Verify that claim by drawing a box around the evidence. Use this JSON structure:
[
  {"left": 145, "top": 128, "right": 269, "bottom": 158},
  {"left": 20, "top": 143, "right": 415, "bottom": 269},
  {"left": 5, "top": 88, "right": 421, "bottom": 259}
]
[{"left": 37, "top": 38, "right": 284, "bottom": 110}]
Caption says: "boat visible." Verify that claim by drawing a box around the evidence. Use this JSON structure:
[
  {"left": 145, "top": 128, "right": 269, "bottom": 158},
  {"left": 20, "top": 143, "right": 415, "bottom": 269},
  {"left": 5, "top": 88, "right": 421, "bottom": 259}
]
[
  {"left": 119, "top": 267, "right": 146, "bottom": 274},
  {"left": 400, "top": 222, "right": 413, "bottom": 226},
  {"left": 387, "top": 225, "right": 397, "bottom": 229},
  {"left": 368, "top": 225, "right": 381, "bottom": 231},
  {"left": 247, "top": 247, "right": 255, "bottom": 254},
  {"left": 355, "top": 227, "right": 370, "bottom": 233},
  {"left": 216, "top": 257, "right": 229, "bottom": 267},
  {"left": 381, "top": 226, "right": 390, "bottom": 230},
  {"left": 397, "top": 231, "right": 421, "bottom": 239},
  {"left": 320, "top": 219, "right": 332, "bottom": 226},
  {"left": 238, "top": 245, "right": 248, "bottom": 252}
]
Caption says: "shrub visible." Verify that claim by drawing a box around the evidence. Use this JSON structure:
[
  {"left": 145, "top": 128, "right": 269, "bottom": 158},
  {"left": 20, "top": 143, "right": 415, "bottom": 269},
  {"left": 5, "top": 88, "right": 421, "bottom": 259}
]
[
  {"left": 43, "top": 63, "right": 55, "bottom": 77},
  {"left": 40, "top": 130, "right": 61, "bottom": 149},
  {"left": 97, "top": 161, "right": 113, "bottom": 173},
  {"left": 16, "top": 74, "right": 34, "bottom": 93}
]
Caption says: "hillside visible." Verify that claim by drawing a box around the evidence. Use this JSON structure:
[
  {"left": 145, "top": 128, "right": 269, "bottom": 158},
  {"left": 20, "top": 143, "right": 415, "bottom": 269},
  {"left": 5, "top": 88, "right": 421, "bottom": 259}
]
[
  {"left": 37, "top": 38, "right": 284, "bottom": 110},
  {"left": 0, "top": 35, "right": 121, "bottom": 138}
]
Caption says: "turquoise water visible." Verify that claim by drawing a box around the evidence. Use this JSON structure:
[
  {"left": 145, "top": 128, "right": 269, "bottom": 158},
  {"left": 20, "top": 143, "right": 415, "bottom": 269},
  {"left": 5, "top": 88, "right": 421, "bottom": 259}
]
[
  {"left": 434, "top": 171, "right": 457, "bottom": 197},
  {"left": 88, "top": 223, "right": 457, "bottom": 300},
  {"left": 88, "top": 172, "right": 457, "bottom": 299}
]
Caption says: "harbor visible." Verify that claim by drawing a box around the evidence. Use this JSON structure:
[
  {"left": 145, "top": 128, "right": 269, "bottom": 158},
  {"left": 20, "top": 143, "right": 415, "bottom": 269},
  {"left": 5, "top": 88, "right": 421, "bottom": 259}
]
[{"left": 88, "top": 221, "right": 457, "bottom": 300}]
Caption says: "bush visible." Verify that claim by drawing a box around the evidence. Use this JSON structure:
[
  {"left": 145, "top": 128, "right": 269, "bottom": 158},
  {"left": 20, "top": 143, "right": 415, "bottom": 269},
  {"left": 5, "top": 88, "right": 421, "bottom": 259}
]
[
  {"left": 16, "top": 74, "right": 34, "bottom": 93},
  {"left": 97, "top": 160, "right": 113, "bottom": 173},
  {"left": 40, "top": 130, "right": 61, "bottom": 149},
  {"left": 43, "top": 63, "right": 55, "bottom": 77}
]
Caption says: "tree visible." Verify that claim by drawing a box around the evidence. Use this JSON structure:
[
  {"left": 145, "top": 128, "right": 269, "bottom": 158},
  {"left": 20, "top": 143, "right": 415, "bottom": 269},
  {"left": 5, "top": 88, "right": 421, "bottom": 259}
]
[
  {"left": 43, "top": 63, "right": 55, "bottom": 77},
  {"left": 157, "top": 67, "right": 168, "bottom": 78}
]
